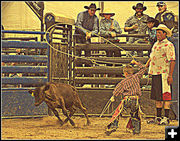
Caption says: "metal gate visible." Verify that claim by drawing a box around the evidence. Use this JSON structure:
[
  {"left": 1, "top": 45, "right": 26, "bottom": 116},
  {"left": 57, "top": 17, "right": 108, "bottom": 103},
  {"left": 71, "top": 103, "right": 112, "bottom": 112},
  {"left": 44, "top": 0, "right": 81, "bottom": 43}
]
[
  {"left": 72, "top": 34, "right": 155, "bottom": 116},
  {"left": 2, "top": 30, "right": 50, "bottom": 117}
]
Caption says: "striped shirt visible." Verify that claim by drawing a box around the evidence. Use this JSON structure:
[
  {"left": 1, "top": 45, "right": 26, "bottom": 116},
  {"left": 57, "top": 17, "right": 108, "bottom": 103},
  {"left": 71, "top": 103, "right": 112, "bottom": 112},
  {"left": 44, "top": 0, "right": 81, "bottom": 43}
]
[{"left": 113, "top": 62, "right": 146, "bottom": 97}]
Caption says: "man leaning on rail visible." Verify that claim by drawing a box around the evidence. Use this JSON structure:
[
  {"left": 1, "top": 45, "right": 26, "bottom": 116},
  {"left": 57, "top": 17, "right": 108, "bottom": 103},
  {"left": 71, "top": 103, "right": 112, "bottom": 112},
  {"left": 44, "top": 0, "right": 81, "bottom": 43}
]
[
  {"left": 74, "top": 3, "right": 100, "bottom": 57},
  {"left": 99, "top": 8, "right": 122, "bottom": 57},
  {"left": 124, "top": 3, "right": 150, "bottom": 57},
  {"left": 74, "top": 3, "right": 100, "bottom": 80}
]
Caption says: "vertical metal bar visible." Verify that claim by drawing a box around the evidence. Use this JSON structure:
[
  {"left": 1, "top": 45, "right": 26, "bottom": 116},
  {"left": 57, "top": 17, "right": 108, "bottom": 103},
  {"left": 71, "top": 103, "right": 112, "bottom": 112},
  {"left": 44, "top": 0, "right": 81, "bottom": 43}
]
[
  {"left": 99, "top": 2, "right": 104, "bottom": 43},
  {"left": 41, "top": 20, "right": 44, "bottom": 41},
  {"left": 49, "top": 30, "right": 53, "bottom": 83},
  {"left": 46, "top": 31, "right": 53, "bottom": 116},
  {"left": 72, "top": 35, "right": 76, "bottom": 87},
  {"left": 46, "top": 32, "right": 50, "bottom": 43},
  {"left": 46, "top": 32, "right": 50, "bottom": 82},
  {"left": 68, "top": 25, "right": 73, "bottom": 85}
]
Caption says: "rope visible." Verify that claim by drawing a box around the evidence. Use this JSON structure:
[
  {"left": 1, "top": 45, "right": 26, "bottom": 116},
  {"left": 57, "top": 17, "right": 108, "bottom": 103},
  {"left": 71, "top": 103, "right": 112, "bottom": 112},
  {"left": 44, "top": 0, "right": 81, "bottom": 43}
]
[
  {"left": 44, "top": 23, "right": 150, "bottom": 117},
  {"left": 142, "top": 74, "right": 151, "bottom": 95},
  {"left": 106, "top": 96, "right": 145, "bottom": 124},
  {"left": 44, "top": 23, "right": 135, "bottom": 67},
  {"left": 99, "top": 99, "right": 112, "bottom": 117}
]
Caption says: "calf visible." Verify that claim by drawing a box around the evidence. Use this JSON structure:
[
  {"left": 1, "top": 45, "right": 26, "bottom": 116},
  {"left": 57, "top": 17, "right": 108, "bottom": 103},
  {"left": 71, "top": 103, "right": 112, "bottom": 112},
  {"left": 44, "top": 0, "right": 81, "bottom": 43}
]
[{"left": 28, "top": 82, "right": 90, "bottom": 126}]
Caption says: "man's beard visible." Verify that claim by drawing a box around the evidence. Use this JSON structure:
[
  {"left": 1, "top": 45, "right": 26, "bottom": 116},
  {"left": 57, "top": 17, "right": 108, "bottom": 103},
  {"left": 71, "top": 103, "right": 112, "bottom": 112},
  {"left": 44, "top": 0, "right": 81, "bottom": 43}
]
[{"left": 136, "top": 12, "right": 143, "bottom": 17}]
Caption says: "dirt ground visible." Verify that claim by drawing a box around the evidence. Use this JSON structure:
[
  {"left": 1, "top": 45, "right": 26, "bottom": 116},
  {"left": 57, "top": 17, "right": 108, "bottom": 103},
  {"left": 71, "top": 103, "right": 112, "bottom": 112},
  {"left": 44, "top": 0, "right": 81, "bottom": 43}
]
[{"left": 1, "top": 115, "right": 178, "bottom": 140}]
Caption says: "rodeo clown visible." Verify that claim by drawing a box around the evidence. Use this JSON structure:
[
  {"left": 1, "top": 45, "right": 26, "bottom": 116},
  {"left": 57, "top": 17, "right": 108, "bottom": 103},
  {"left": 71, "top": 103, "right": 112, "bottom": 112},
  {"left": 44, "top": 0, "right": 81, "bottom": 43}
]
[
  {"left": 105, "top": 59, "right": 150, "bottom": 135},
  {"left": 146, "top": 24, "right": 176, "bottom": 125}
]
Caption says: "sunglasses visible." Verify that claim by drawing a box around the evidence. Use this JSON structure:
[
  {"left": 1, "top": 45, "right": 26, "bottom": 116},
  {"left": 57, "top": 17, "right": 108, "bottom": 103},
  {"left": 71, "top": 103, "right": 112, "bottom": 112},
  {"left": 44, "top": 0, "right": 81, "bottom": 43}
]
[{"left": 157, "top": 5, "right": 164, "bottom": 7}]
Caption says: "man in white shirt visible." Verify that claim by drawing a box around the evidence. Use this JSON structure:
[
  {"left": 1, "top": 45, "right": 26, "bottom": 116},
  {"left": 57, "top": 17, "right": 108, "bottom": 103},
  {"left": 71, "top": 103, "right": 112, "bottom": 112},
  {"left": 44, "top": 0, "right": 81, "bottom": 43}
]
[{"left": 146, "top": 24, "right": 176, "bottom": 125}]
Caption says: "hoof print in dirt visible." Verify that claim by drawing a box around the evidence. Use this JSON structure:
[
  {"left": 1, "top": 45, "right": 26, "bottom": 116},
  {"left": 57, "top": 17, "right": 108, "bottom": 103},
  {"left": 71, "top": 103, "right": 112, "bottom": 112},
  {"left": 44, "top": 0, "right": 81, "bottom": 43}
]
[{"left": 105, "top": 129, "right": 116, "bottom": 136}]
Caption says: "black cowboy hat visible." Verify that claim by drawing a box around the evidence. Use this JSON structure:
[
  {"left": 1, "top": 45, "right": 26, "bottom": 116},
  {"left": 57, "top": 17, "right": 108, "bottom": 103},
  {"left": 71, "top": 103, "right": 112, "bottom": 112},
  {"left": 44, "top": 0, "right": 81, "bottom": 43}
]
[
  {"left": 84, "top": 3, "right": 100, "bottom": 10},
  {"left": 143, "top": 17, "right": 159, "bottom": 27},
  {"left": 156, "top": 1, "right": 166, "bottom": 7},
  {"left": 132, "top": 3, "right": 147, "bottom": 11}
]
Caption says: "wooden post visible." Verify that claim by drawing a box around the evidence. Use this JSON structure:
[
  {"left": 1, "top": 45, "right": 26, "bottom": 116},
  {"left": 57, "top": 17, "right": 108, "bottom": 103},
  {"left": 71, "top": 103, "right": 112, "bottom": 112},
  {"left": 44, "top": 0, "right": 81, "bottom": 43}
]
[{"left": 99, "top": 2, "right": 104, "bottom": 43}]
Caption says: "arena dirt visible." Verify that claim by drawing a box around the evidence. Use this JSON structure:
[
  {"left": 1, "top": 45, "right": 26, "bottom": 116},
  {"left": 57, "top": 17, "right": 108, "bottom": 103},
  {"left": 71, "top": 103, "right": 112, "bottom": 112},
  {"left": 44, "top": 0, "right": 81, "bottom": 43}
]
[{"left": 1, "top": 116, "right": 178, "bottom": 140}]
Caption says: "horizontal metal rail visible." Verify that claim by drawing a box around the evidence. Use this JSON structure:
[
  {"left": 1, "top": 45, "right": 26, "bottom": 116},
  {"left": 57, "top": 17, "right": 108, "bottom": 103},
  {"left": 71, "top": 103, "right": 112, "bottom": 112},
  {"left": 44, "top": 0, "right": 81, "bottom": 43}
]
[
  {"left": 2, "top": 37, "right": 38, "bottom": 41},
  {"left": 2, "top": 30, "right": 47, "bottom": 34},
  {"left": 2, "top": 40, "right": 49, "bottom": 49},
  {"left": 75, "top": 77, "right": 151, "bottom": 85},
  {"left": 2, "top": 87, "right": 35, "bottom": 91},
  {"left": 76, "top": 87, "right": 151, "bottom": 91},
  {"left": 75, "top": 57, "right": 149, "bottom": 64},
  {"left": 2, "top": 66, "right": 48, "bottom": 73},
  {"left": 2, "top": 77, "right": 48, "bottom": 85},
  {"left": 53, "top": 32, "right": 68, "bottom": 36},
  {"left": 2, "top": 55, "right": 48, "bottom": 63},
  {"left": 55, "top": 26, "right": 71, "bottom": 31},
  {"left": 76, "top": 88, "right": 151, "bottom": 98},
  {"left": 75, "top": 43, "right": 151, "bottom": 51},
  {"left": 75, "top": 66, "right": 149, "bottom": 74},
  {"left": 52, "top": 37, "right": 68, "bottom": 40},
  {"left": 73, "top": 33, "right": 149, "bottom": 38},
  {"left": 2, "top": 90, "right": 33, "bottom": 95}
]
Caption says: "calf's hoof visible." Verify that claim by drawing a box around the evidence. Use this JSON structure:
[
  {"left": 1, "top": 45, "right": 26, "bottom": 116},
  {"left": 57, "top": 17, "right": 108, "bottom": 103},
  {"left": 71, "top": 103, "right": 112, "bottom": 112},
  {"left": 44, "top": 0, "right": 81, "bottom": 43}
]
[
  {"left": 70, "top": 120, "right": 75, "bottom": 126},
  {"left": 63, "top": 118, "right": 68, "bottom": 124},
  {"left": 59, "top": 121, "right": 64, "bottom": 126},
  {"left": 87, "top": 121, "right": 91, "bottom": 126},
  {"left": 105, "top": 129, "right": 116, "bottom": 136}
]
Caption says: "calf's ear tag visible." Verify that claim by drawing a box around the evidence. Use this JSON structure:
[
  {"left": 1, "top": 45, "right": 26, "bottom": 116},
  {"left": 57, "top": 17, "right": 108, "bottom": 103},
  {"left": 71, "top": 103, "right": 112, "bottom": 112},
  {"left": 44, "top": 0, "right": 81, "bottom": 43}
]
[{"left": 31, "top": 92, "right": 34, "bottom": 97}]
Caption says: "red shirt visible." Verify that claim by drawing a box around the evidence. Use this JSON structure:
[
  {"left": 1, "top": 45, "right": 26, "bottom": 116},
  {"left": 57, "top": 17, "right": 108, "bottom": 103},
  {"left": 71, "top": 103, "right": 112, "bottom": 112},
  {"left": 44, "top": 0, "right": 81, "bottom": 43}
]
[{"left": 113, "top": 62, "right": 146, "bottom": 97}]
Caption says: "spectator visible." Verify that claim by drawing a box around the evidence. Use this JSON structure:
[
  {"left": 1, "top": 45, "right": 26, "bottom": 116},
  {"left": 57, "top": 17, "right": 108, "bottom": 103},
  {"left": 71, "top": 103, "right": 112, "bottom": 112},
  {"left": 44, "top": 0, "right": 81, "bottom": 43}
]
[
  {"left": 99, "top": 9, "right": 123, "bottom": 82},
  {"left": 99, "top": 9, "right": 122, "bottom": 57},
  {"left": 155, "top": 1, "right": 178, "bottom": 34},
  {"left": 74, "top": 3, "right": 100, "bottom": 57},
  {"left": 144, "top": 17, "right": 159, "bottom": 44},
  {"left": 74, "top": 3, "right": 100, "bottom": 79},
  {"left": 124, "top": 3, "right": 149, "bottom": 57},
  {"left": 143, "top": 17, "right": 159, "bottom": 56}
]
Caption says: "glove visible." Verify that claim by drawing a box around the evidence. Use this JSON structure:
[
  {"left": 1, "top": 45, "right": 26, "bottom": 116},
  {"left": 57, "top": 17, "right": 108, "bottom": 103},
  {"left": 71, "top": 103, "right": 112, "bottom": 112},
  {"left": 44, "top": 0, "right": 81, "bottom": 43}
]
[
  {"left": 86, "top": 32, "right": 92, "bottom": 40},
  {"left": 111, "top": 32, "right": 116, "bottom": 37},
  {"left": 110, "top": 96, "right": 115, "bottom": 102},
  {"left": 130, "top": 59, "right": 137, "bottom": 64}
]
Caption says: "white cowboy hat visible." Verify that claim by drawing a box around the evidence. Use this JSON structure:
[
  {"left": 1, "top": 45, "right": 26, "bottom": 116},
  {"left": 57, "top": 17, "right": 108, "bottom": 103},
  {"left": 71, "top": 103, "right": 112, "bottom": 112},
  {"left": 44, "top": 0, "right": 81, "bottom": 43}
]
[
  {"left": 153, "top": 24, "right": 172, "bottom": 37},
  {"left": 99, "top": 9, "right": 115, "bottom": 17}
]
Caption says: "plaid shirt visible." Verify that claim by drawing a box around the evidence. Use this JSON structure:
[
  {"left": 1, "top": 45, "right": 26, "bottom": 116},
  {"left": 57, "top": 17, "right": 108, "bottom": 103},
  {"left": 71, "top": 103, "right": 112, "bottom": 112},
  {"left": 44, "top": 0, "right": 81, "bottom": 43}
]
[{"left": 113, "top": 62, "right": 146, "bottom": 97}]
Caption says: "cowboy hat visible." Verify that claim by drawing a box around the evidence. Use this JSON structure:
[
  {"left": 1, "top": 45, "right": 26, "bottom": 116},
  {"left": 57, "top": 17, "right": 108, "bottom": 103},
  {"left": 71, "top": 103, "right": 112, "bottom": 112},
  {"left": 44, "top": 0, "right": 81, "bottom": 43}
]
[
  {"left": 84, "top": 3, "right": 100, "bottom": 10},
  {"left": 132, "top": 3, "right": 147, "bottom": 11},
  {"left": 143, "top": 17, "right": 159, "bottom": 27},
  {"left": 99, "top": 9, "right": 115, "bottom": 17},
  {"left": 156, "top": 1, "right": 166, "bottom": 7},
  {"left": 153, "top": 24, "right": 172, "bottom": 37}
]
